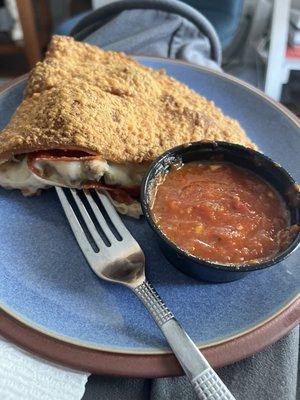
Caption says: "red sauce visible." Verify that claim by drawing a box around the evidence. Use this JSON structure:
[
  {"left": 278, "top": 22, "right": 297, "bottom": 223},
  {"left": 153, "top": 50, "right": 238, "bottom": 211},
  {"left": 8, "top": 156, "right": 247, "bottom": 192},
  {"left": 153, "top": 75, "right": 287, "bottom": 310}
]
[{"left": 151, "top": 162, "right": 291, "bottom": 265}]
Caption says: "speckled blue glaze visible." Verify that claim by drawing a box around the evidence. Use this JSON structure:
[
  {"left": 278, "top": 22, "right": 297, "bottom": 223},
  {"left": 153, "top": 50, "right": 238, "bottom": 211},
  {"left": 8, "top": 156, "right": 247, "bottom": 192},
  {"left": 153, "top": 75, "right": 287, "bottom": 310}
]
[{"left": 0, "top": 59, "right": 299, "bottom": 353}]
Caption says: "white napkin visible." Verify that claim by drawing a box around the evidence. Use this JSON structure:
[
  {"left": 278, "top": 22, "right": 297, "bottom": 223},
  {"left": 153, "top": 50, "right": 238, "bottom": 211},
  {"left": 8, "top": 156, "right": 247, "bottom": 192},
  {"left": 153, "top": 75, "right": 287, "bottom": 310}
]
[{"left": 0, "top": 337, "right": 90, "bottom": 400}]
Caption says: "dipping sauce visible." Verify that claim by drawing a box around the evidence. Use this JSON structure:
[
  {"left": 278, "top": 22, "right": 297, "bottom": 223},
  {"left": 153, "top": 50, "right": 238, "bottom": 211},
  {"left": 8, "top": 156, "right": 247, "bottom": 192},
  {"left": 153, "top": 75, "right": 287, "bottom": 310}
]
[{"left": 151, "top": 162, "right": 292, "bottom": 265}]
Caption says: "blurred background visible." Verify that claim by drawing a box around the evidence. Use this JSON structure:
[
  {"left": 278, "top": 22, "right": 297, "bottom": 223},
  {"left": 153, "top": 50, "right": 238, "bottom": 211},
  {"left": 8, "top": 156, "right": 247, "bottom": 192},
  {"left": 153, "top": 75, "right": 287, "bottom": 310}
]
[{"left": 0, "top": 0, "right": 299, "bottom": 115}]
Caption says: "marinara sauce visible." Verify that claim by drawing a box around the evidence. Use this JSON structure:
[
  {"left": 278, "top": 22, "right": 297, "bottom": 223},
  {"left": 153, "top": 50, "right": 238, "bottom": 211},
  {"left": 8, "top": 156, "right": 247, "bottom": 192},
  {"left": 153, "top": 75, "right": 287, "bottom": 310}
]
[{"left": 151, "top": 162, "right": 291, "bottom": 265}]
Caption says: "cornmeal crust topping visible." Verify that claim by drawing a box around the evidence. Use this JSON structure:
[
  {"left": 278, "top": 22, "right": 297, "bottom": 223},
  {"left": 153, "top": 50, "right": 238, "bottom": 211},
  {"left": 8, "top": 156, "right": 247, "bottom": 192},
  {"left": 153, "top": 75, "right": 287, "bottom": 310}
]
[{"left": 0, "top": 35, "right": 256, "bottom": 163}]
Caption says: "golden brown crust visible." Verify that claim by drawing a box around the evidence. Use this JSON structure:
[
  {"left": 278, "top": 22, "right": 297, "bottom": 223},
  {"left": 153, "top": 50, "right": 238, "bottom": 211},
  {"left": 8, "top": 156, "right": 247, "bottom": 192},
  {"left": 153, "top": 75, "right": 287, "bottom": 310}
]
[{"left": 0, "top": 35, "right": 256, "bottom": 163}]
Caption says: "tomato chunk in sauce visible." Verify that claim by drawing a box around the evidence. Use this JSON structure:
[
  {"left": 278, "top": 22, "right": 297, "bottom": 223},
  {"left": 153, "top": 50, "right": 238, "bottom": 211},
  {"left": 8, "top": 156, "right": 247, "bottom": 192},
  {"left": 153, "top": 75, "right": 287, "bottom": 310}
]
[{"left": 151, "top": 162, "right": 291, "bottom": 265}]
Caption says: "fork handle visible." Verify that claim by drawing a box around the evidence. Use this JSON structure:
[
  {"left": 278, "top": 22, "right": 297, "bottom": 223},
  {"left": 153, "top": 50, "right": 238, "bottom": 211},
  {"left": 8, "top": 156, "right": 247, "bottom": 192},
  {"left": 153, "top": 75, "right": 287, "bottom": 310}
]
[{"left": 134, "top": 280, "right": 236, "bottom": 400}]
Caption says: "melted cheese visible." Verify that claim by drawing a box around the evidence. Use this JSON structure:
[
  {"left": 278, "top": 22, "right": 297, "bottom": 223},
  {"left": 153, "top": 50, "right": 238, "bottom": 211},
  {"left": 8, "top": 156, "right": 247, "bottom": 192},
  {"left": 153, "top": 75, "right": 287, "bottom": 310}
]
[
  {"left": 0, "top": 157, "right": 49, "bottom": 195},
  {"left": 105, "top": 192, "right": 142, "bottom": 218},
  {"left": 104, "top": 163, "right": 147, "bottom": 187},
  {"left": 33, "top": 158, "right": 110, "bottom": 186},
  {"left": 33, "top": 158, "right": 147, "bottom": 187},
  {"left": 0, "top": 156, "right": 148, "bottom": 202}
]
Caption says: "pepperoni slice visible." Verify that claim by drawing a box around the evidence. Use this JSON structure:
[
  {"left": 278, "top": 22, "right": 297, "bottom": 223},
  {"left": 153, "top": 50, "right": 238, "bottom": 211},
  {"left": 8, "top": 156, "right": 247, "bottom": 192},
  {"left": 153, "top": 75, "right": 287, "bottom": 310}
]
[
  {"left": 82, "top": 182, "right": 138, "bottom": 205},
  {"left": 27, "top": 150, "right": 99, "bottom": 176},
  {"left": 27, "top": 149, "right": 98, "bottom": 163}
]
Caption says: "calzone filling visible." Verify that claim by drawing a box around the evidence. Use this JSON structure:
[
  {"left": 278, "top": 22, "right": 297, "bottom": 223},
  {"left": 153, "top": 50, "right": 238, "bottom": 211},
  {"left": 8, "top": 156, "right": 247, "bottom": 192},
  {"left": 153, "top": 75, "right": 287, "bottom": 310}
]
[{"left": 0, "top": 150, "right": 149, "bottom": 218}]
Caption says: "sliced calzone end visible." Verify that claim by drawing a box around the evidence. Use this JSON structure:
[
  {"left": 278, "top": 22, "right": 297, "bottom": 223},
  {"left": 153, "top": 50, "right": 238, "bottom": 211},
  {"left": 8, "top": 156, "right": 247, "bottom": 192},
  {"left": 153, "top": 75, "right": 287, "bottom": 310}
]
[{"left": 0, "top": 150, "right": 148, "bottom": 218}]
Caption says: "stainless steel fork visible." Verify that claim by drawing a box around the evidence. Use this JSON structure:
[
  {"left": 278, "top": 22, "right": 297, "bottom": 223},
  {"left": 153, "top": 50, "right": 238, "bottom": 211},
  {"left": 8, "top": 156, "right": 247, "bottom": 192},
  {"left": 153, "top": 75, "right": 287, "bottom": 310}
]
[{"left": 56, "top": 187, "right": 236, "bottom": 400}]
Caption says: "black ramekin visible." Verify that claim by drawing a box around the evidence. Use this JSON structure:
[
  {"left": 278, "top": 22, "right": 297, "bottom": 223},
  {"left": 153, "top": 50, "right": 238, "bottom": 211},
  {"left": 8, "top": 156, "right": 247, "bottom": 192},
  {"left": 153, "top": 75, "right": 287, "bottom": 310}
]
[{"left": 141, "top": 141, "right": 300, "bottom": 283}]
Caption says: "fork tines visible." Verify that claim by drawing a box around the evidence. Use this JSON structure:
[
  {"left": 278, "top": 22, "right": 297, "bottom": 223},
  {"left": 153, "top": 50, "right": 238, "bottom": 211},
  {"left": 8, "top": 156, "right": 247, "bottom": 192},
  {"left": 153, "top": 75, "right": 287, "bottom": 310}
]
[{"left": 56, "top": 187, "right": 128, "bottom": 252}]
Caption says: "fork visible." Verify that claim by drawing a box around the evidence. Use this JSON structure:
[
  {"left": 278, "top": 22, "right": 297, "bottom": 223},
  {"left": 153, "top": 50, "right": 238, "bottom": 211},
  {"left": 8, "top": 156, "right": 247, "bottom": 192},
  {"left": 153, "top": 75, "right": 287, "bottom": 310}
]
[{"left": 56, "top": 187, "right": 236, "bottom": 400}]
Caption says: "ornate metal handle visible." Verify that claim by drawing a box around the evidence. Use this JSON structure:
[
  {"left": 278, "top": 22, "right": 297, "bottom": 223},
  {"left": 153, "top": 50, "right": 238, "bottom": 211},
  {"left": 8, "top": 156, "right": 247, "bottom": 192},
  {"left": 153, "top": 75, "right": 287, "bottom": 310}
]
[
  {"left": 192, "top": 368, "right": 235, "bottom": 399},
  {"left": 134, "top": 280, "right": 236, "bottom": 400}
]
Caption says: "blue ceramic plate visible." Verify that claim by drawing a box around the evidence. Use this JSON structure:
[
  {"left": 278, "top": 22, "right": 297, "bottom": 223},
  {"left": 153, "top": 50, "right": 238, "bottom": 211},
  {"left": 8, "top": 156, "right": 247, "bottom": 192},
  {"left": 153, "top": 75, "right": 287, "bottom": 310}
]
[{"left": 0, "top": 58, "right": 299, "bottom": 376}]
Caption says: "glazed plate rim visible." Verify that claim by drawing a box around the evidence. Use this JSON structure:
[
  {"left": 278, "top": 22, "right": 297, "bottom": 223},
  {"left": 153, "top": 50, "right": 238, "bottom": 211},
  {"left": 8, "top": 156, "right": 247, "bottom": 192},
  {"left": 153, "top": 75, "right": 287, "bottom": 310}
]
[
  {"left": 0, "top": 57, "right": 299, "bottom": 375},
  {"left": 0, "top": 294, "right": 299, "bottom": 354}
]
